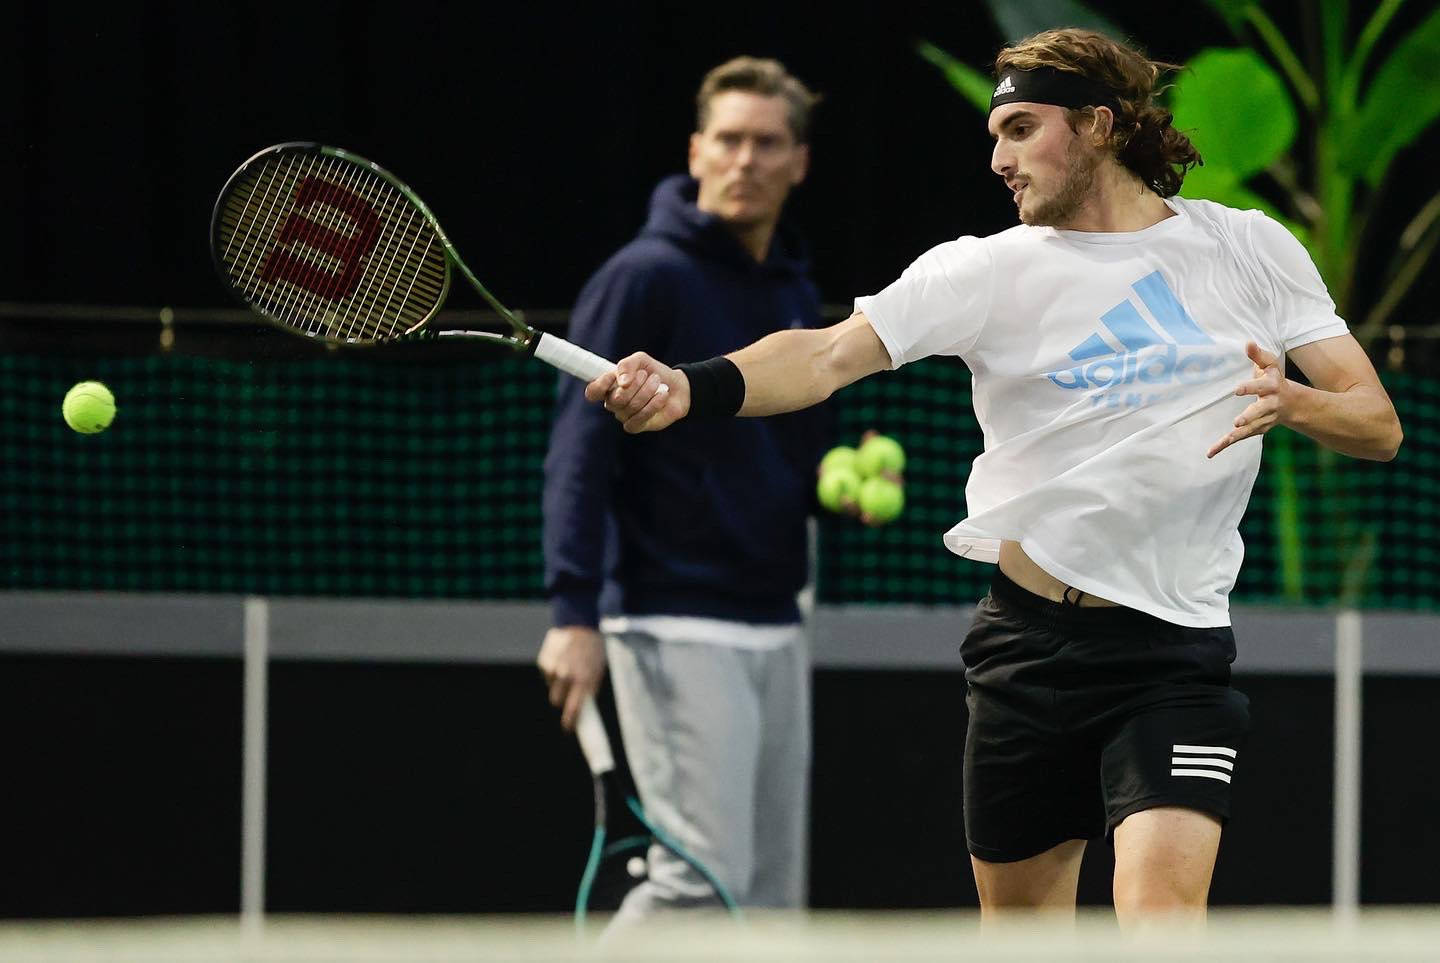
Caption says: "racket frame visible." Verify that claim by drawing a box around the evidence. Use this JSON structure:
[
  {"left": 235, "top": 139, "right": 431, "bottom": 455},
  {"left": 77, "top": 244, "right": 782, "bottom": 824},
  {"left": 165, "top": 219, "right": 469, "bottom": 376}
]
[{"left": 211, "top": 142, "right": 526, "bottom": 352}]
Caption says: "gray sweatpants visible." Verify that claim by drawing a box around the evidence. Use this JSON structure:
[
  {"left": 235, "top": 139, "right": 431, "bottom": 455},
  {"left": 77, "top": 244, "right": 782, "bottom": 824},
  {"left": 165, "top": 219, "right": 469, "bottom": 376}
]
[{"left": 604, "top": 626, "right": 810, "bottom": 927}]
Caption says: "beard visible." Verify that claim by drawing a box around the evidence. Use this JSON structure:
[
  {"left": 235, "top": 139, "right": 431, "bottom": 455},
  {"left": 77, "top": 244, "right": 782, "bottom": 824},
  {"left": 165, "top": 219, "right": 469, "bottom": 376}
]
[{"left": 1020, "top": 137, "right": 1100, "bottom": 228}]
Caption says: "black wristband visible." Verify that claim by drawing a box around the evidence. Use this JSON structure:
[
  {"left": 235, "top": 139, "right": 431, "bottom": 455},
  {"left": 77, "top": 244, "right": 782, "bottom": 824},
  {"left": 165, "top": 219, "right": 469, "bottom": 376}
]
[{"left": 675, "top": 357, "right": 746, "bottom": 418}]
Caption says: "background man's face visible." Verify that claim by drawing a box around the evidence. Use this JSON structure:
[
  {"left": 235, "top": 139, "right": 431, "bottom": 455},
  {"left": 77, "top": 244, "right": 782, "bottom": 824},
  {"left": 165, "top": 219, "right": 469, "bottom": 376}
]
[{"left": 690, "top": 91, "right": 809, "bottom": 228}]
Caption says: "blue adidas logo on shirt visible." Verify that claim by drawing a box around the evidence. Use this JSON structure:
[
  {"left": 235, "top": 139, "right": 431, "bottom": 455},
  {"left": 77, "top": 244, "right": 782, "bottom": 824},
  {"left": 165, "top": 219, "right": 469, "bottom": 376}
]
[{"left": 1046, "top": 271, "right": 1221, "bottom": 390}]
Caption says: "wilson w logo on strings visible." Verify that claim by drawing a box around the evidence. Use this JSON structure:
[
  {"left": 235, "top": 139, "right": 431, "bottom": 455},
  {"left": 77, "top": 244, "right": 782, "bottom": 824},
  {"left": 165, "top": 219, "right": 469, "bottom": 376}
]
[
  {"left": 259, "top": 178, "right": 382, "bottom": 300},
  {"left": 1046, "top": 271, "right": 1219, "bottom": 391}
]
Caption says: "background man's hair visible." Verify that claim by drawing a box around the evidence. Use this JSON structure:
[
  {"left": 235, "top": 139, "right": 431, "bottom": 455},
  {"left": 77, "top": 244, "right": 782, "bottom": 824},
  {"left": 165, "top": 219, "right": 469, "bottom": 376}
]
[
  {"left": 696, "top": 56, "right": 821, "bottom": 144},
  {"left": 995, "top": 28, "right": 1201, "bottom": 197}
]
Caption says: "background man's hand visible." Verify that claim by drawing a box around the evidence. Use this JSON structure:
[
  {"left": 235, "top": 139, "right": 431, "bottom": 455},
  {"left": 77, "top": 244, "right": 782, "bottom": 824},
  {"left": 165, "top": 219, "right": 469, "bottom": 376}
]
[
  {"left": 536, "top": 626, "right": 606, "bottom": 730},
  {"left": 585, "top": 353, "right": 691, "bottom": 432}
]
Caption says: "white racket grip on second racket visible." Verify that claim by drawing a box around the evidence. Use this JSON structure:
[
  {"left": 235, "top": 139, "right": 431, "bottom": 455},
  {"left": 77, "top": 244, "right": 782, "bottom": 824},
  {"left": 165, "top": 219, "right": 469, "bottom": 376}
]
[
  {"left": 533, "top": 332, "right": 613, "bottom": 382},
  {"left": 575, "top": 696, "right": 616, "bottom": 777}
]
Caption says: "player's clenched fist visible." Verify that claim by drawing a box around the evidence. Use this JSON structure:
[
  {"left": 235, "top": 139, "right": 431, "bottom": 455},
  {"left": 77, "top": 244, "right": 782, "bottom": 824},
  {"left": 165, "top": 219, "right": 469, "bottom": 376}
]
[{"left": 586, "top": 352, "right": 691, "bottom": 433}]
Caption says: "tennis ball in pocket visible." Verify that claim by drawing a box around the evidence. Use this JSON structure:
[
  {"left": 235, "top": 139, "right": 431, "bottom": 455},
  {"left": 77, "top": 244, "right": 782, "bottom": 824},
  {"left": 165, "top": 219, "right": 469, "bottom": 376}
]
[
  {"left": 817, "top": 466, "right": 862, "bottom": 513},
  {"left": 856, "top": 434, "right": 905, "bottom": 478},
  {"left": 62, "top": 381, "right": 117, "bottom": 434},
  {"left": 859, "top": 476, "right": 904, "bottom": 524},
  {"left": 818, "top": 445, "right": 858, "bottom": 476}
]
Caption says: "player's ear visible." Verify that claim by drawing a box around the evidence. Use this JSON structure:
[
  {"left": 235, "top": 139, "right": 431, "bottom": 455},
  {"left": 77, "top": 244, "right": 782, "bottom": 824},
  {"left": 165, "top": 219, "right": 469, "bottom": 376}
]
[{"left": 1090, "top": 107, "right": 1114, "bottom": 147}]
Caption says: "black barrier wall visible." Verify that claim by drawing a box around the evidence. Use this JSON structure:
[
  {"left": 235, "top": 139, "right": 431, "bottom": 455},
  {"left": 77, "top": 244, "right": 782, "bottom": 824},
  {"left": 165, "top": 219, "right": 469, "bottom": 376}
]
[{"left": 4, "top": 656, "right": 1434, "bottom": 917}]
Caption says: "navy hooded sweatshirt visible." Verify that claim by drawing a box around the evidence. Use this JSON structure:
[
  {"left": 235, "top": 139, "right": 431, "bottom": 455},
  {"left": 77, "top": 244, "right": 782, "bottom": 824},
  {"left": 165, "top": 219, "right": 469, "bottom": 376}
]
[{"left": 543, "top": 174, "right": 831, "bottom": 628}]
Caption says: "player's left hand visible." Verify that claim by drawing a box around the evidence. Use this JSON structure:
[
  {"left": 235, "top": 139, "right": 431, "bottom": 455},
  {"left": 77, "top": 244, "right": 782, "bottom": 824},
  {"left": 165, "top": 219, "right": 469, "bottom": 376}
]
[{"left": 1207, "top": 341, "right": 1289, "bottom": 459}]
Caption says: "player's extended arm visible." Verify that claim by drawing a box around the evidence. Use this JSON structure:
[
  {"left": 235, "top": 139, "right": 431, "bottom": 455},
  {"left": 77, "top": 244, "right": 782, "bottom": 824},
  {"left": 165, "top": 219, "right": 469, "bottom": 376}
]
[
  {"left": 584, "top": 312, "right": 891, "bottom": 433},
  {"left": 1207, "top": 335, "right": 1402, "bottom": 461}
]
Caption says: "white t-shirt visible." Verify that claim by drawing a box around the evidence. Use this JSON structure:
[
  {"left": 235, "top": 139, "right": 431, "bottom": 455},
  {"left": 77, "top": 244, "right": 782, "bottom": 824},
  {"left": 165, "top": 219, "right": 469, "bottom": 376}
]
[{"left": 854, "top": 197, "right": 1349, "bottom": 627}]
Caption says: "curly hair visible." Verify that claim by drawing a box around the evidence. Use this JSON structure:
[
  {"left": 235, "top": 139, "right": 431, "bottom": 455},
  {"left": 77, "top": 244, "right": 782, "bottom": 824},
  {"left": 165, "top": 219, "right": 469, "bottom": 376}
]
[{"left": 995, "top": 28, "right": 1201, "bottom": 197}]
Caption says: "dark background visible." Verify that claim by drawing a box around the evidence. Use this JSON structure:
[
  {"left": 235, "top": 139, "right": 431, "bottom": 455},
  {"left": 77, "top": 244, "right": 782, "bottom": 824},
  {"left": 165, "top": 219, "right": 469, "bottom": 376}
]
[
  {"left": 9, "top": 657, "right": 1438, "bottom": 914},
  {"left": 5, "top": 1, "right": 1437, "bottom": 327},
  {"left": 0, "top": 656, "right": 1395, "bottom": 915},
  {"left": 6, "top": 0, "right": 1440, "bottom": 919}
]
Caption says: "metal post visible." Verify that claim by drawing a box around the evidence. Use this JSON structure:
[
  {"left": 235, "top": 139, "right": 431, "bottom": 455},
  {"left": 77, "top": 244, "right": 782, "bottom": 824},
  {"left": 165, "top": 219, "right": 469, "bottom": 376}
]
[
  {"left": 242, "top": 596, "right": 270, "bottom": 937},
  {"left": 1332, "top": 608, "right": 1362, "bottom": 922}
]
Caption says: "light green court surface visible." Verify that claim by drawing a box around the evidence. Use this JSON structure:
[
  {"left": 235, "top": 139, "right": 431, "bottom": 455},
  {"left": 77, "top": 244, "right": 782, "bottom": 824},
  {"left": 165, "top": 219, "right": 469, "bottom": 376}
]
[{"left": 3, "top": 910, "right": 1440, "bottom": 962}]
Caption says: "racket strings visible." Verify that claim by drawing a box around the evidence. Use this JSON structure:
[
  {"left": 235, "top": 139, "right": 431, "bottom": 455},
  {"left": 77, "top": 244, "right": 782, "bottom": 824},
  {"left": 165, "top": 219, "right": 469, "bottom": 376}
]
[
  {"left": 254, "top": 154, "right": 346, "bottom": 333},
  {"left": 224, "top": 153, "right": 314, "bottom": 298},
  {"left": 222, "top": 152, "right": 347, "bottom": 331},
  {"left": 276, "top": 156, "right": 362, "bottom": 331},
  {"left": 216, "top": 150, "right": 448, "bottom": 342},
  {"left": 230, "top": 154, "right": 429, "bottom": 338},
  {"left": 316, "top": 161, "right": 445, "bottom": 338},
  {"left": 273, "top": 156, "right": 391, "bottom": 338}
]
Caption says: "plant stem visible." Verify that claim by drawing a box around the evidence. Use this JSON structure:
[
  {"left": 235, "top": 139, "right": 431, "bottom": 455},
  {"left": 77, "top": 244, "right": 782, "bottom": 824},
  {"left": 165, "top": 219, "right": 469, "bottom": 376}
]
[
  {"left": 1265, "top": 157, "right": 1325, "bottom": 226},
  {"left": 1340, "top": 0, "right": 1407, "bottom": 113},
  {"left": 1272, "top": 429, "right": 1305, "bottom": 602},
  {"left": 1244, "top": 4, "right": 1321, "bottom": 111},
  {"left": 1319, "top": 1, "right": 1349, "bottom": 108},
  {"left": 1314, "top": 122, "right": 1357, "bottom": 318},
  {"left": 1399, "top": 187, "right": 1440, "bottom": 250},
  {"left": 1357, "top": 218, "right": 1440, "bottom": 341}
]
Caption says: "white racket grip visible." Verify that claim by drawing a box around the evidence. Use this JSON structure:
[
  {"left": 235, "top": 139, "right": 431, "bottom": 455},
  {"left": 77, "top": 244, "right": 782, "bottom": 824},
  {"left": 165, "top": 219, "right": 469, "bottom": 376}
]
[
  {"left": 575, "top": 697, "right": 615, "bottom": 777},
  {"left": 533, "top": 332, "right": 614, "bottom": 382}
]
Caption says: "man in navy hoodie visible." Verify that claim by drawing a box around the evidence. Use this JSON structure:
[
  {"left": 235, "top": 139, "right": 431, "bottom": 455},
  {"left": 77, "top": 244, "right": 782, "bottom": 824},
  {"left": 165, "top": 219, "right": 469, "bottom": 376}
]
[{"left": 539, "top": 57, "right": 827, "bottom": 923}]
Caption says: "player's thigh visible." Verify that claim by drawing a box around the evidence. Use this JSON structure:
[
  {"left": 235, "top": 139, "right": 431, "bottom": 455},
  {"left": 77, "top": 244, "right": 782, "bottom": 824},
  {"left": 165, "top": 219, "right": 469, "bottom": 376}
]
[
  {"left": 971, "top": 838, "right": 1087, "bottom": 910},
  {"left": 1112, "top": 804, "right": 1222, "bottom": 910}
]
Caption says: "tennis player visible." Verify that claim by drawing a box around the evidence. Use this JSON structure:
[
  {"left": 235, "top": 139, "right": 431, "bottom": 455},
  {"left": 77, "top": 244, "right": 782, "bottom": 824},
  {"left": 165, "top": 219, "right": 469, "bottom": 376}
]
[
  {"left": 539, "top": 57, "right": 828, "bottom": 925},
  {"left": 586, "top": 29, "right": 1402, "bottom": 926}
]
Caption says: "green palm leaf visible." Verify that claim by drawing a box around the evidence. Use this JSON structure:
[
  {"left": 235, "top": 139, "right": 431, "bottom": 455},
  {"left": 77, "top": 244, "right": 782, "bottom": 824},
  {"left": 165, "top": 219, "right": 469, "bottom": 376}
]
[
  {"left": 916, "top": 41, "right": 995, "bottom": 114},
  {"left": 981, "top": 0, "right": 1124, "bottom": 43},
  {"left": 1170, "top": 48, "right": 1297, "bottom": 179},
  {"left": 1340, "top": 6, "right": 1440, "bottom": 187}
]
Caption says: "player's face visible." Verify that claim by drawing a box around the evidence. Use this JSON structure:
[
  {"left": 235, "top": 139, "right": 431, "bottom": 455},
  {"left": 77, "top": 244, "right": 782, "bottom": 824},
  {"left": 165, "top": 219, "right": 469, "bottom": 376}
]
[
  {"left": 988, "top": 102, "right": 1101, "bottom": 228},
  {"left": 690, "top": 91, "right": 809, "bottom": 228}
]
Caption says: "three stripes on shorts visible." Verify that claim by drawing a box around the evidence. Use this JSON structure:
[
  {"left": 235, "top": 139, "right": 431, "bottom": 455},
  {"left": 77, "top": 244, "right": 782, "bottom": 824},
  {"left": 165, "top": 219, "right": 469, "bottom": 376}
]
[{"left": 1170, "top": 744, "right": 1236, "bottom": 783}]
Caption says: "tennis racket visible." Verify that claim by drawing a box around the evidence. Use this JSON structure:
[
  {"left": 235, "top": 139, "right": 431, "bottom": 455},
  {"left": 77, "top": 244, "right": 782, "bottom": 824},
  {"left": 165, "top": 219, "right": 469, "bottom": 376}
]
[
  {"left": 211, "top": 142, "right": 612, "bottom": 381},
  {"left": 573, "top": 696, "right": 739, "bottom": 933}
]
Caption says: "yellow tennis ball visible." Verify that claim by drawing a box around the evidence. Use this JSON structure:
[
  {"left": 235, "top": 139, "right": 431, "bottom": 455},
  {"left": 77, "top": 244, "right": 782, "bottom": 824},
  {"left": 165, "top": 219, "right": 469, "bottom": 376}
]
[
  {"left": 817, "top": 466, "right": 862, "bottom": 513},
  {"left": 859, "top": 476, "right": 904, "bottom": 524},
  {"left": 819, "top": 445, "right": 859, "bottom": 476},
  {"left": 856, "top": 434, "right": 905, "bottom": 478},
  {"left": 62, "top": 381, "right": 117, "bottom": 434}
]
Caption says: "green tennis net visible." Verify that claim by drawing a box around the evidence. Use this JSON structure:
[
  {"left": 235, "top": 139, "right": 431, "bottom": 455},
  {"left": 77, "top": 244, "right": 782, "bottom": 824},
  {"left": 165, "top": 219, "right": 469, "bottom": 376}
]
[{"left": 2, "top": 351, "right": 1433, "bottom": 608}]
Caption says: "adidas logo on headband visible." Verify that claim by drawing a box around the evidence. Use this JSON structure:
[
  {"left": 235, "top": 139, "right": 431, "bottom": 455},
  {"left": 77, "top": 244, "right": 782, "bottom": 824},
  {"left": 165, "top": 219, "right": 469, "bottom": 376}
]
[{"left": 989, "top": 66, "right": 1121, "bottom": 113}]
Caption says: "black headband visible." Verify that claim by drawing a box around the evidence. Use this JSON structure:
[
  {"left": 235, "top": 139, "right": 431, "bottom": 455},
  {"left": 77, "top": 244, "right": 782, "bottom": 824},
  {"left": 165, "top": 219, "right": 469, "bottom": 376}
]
[{"left": 989, "top": 66, "right": 1120, "bottom": 114}]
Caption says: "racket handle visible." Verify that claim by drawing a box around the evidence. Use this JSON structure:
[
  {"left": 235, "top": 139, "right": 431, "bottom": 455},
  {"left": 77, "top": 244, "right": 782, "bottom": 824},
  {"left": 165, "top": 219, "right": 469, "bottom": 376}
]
[
  {"left": 575, "top": 697, "right": 615, "bottom": 777},
  {"left": 533, "top": 332, "right": 614, "bottom": 382}
]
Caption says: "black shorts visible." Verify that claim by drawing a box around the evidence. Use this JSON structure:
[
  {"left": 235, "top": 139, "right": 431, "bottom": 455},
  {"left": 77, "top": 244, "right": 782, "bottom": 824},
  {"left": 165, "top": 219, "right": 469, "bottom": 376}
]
[{"left": 961, "top": 570, "right": 1250, "bottom": 863}]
